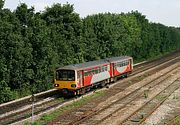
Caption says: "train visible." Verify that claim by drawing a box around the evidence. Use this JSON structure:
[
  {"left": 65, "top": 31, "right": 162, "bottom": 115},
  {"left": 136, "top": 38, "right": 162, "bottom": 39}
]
[{"left": 54, "top": 56, "right": 133, "bottom": 96}]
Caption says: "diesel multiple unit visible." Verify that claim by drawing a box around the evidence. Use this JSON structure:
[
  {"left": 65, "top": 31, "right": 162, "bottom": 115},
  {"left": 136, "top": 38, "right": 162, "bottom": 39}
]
[{"left": 54, "top": 56, "right": 133, "bottom": 95}]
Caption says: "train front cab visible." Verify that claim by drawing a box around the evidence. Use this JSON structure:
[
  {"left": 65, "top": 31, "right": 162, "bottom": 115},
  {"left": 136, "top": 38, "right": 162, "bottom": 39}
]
[{"left": 54, "top": 69, "right": 78, "bottom": 95}]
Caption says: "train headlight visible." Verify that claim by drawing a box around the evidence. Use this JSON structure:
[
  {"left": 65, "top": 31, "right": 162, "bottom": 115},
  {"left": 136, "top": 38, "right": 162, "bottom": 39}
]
[
  {"left": 71, "top": 84, "right": 76, "bottom": 88},
  {"left": 54, "top": 84, "right": 59, "bottom": 87}
]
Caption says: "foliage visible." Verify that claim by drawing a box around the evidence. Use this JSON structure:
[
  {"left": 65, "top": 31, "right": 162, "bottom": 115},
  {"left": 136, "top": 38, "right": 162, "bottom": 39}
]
[
  {"left": 0, "top": 0, "right": 4, "bottom": 9},
  {"left": 0, "top": 2, "right": 180, "bottom": 103},
  {"left": 0, "top": 80, "right": 14, "bottom": 103}
]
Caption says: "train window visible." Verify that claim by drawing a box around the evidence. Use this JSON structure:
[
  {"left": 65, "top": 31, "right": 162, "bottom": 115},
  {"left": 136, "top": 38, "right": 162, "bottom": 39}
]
[
  {"left": 87, "top": 69, "right": 93, "bottom": 76},
  {"left": 105, "top": 66, "right": 107, "bottom": 71},
  {"left": 97, "top": 67, "right": 100, "bottom": 73},
  {"left": 120, "top": 62, "right": 122, "bottom": 67},
  {"left": 95, "top": 69, "right": 97, "bottom": 74},
  {"left": 77, "top": 71, "right": 80, "bottom": 79},
  {"left": 101, "top": 66, "right": 104, "bottom": 72},
  {"left": 84, "top": 71, "right": 87, "bottom": 76},
  {"left": 120, "top": 63, "right": 121, "bottom": 67},
  {"left": 116, "top": 63, "right": 119, "bottom": 67},
  {"left": 103, "top": 66, "right": 105, "bottom": 71},
  {"left": 100, "top": 66, "right": 108, "bottom": 72},
  {"left": 88, "top": 70, "right": 92, "bottom": 75},
  {"left": 56, "top": 72, "right": 59, "bottom": 79},
  {"left": 88, "top": 70, "right": 91, "bottom": 76},
  {"left": 101, "top": 67, "right": 103, "bottom": 72},
  {"left": 88, "top": 71, "right": 90, "bottom": 76},
  {"left": 99, "top": 67, "right": 102, "bottom": 73},
  {"left": 90, "top": 69, "right": 94, "bottom": 75},
  {"left": 100, "top": 67, "right": 102, "bottom": 72},
  {"left": 95, "top": 69, "right": 97, "bottom": 73},
  {"left": 56, "top": 70, "right": 75, "bottom": 81},
  {"left": 107, "top": 65, "right": 110, "bottom": 71},
  {"left": 117, "top": 60, "right": 129, "bottom": 67},
  {"left": 93, "top": 69, "right": 96, "bottom": 74}
]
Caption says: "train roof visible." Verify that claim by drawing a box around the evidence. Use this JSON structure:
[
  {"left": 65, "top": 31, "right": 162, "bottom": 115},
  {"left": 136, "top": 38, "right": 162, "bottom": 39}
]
[
  {"left": 57, "top": 56, "right": 132, "bottom": 70},
  {"left": 106, "top": 56, "right": 132, "bottom": 63}
]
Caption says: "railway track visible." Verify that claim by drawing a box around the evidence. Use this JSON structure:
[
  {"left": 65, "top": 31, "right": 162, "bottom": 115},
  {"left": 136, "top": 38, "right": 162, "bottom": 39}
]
[
  {"left": 119, "top": 78, "right": 180, "bottom": 125},
  {"left": 140, "top": 85, "right": 180, "bottom": 125},
  {"left": 0, "top": 89, "right": 60, "bottom": 116},
  {"left": 57, "top": 64, "right": 180, "bottom": 125},
  {"left": 46, "top": 56, "right": 180, "bottom": 124},
  {"left": 167, "top": 115, "right": 180, "bottom": 125},
  {"left": 0, "top": 51, "right": 180, "bottom": 125}
]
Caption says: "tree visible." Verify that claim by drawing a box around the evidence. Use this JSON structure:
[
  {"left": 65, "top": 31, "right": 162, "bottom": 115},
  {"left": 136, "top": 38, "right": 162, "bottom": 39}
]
[
  {"left": 0, "top": 0, "right": 4, "bottom": 9},
  {"left": 0, "top": 80, "right": 14, "bottom": 103},
  {"left": 42, "top": 3, "right": 84, "bottom": 65}
]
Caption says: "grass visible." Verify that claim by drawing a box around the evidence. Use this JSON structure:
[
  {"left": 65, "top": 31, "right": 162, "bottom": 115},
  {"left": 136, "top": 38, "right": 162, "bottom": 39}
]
[
  {"left": 144, "top": 90, "right": 149, "bottom": 99},
  {"left": 138, "top": 76, "right": 146, "bottom": 81},
  {"left": 173, "top": 95, "right": 180, "bottom": 101},
  {"left": 175, "top": 116, "right": 180, "bottom": 125},
  {"left": 156, "top": 95, "right": 167, "bottom": 101},
  {"left": 24, "top": 91, "right": 105, "bottom": 125}
]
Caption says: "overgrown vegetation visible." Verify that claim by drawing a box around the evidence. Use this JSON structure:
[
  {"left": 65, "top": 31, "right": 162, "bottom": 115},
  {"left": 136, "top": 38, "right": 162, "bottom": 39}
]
[
  {"left": 0, "top": 0, "right": 180, "bottom": 103},
  {"left": 24, "top": 91, "right": 104, "bottom": 125},
  {"left": 175, "top": 116, "right": 180, "bottom": 125}
]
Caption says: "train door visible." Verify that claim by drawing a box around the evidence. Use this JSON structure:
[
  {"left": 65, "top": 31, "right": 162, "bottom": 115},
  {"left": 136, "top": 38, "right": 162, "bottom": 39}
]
[
  {"left": 77, "top": 70, "right": 83, "bottom": 88},
  {"left": 112, "top": 63, "right": 115, "bottom": 76},
  {"left": 113, "top": 63, "right": 117, "bottom": 76},
  {"left": 129, "top": 58, "right": 133, "bottom": 70},
  {"left": 113, "top": 63, "right": 118, "bottom": 82}
]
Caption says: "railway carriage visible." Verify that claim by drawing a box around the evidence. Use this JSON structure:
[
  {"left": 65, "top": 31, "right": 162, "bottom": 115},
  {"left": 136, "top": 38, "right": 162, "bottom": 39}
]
[
  {"left": 108, "top": 56, "right": 133, "bottom": 81},
  {"left": 54, "top": 56, "right": 133, "bottom": 96}
]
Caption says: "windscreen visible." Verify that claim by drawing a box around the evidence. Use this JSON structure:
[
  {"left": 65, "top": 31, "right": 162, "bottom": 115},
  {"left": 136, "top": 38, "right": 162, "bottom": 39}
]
[{"left": 56, "top": 70, "right": 75, "bottom": 81}]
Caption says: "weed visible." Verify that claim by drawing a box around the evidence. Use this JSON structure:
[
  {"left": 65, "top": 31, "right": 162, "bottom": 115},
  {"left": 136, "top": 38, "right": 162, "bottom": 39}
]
[
  {"left": 24, "top": 91, "right": 105, "bottom": 125},
  {"left": 144, "top": 90, "right": 149, "bottom": 98},
  {"left": 175, "top": 116, "right": 180, "bottom": 125},
  {"left": 156, "top": 95, "right": 166, "bottom": 101}
]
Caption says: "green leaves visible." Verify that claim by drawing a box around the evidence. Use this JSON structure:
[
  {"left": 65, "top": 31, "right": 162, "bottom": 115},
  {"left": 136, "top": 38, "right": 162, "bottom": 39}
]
[
  {"left": 0, "top": 80, "right": 14, "bottom": 103},
  {"left": 0, "top": 0, "right": 4, "bottom": 9}
]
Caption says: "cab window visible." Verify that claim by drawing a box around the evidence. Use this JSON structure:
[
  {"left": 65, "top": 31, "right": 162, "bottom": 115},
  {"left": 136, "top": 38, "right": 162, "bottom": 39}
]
[{"left": 56, "top": 70, "right": 75, "bottom": 81}]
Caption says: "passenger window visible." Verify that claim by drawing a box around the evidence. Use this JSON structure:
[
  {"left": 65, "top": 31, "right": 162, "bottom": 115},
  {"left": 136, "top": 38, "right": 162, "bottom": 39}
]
[{"left": 107, "top": 65, "right": 110, "bottom": 71}]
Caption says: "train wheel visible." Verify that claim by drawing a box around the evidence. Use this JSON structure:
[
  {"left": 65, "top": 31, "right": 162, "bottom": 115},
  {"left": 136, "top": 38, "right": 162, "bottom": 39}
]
[
  {"left": 114, "top": 77, "right": 117, "bottom": 82},
  {"left": 80, "top": 88, "right": 86, "bottom": 95},
  {"left": 106, "top": 84, "right": 110, "bottom": 88},
  {"left": 74, "top": 91, "right": 77, "bottom": 96},
  {"left": 77, "top": 90, "right": 80, "bottom": 95}
]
